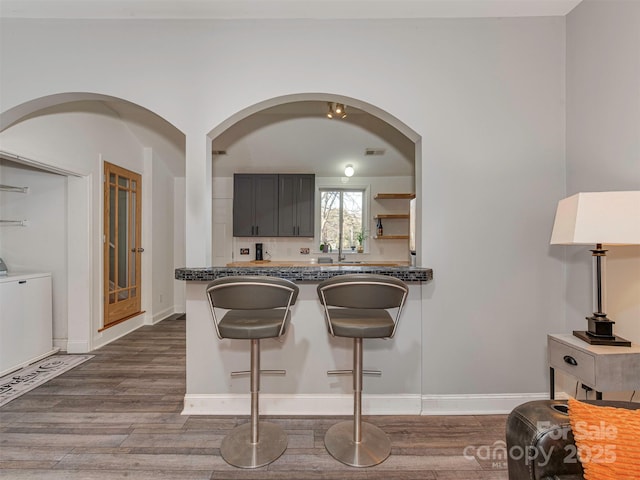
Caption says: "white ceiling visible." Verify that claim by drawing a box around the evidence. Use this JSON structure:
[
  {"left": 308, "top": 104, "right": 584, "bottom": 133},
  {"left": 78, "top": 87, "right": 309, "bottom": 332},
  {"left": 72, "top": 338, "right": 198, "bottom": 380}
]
[
  {"left": 211, "top": 101, "right": 415, "bottom": 178},
  {"left": 0, "top": 0, "right": 583, "bottom": 20}
]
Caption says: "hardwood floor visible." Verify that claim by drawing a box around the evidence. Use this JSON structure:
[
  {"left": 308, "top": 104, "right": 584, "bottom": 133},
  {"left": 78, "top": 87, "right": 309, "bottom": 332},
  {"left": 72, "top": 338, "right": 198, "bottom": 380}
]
[{"left": 0, "top": 315, "right": 509, "bottom": 479}]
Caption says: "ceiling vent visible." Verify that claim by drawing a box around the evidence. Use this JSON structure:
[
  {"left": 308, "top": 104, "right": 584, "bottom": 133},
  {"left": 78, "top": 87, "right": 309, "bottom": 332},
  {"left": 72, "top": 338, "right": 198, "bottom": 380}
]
[{"left": 364, "top": 148, "right": 385, "bottom": 156}]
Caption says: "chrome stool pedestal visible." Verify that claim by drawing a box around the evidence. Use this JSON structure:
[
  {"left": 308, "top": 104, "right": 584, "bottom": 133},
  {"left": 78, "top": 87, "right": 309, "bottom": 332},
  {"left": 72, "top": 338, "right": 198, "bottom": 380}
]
[
  {"left": 325, "top": 421, "right": 391, "bottom": 467},
  {"left": 206, "top": 276, "right": 299, "bottom": 469},
  {"left": 220, "top": 338, "right": 287, "bottom": 468},
  {"left": 221, "top": 421, "right": 288, "bottom": 469},
  {"left": 317, "top": 274, "right": 408, "bottom": 468},
  {"left": 324, "top": 338, "right": 391, "bottom": 467}
]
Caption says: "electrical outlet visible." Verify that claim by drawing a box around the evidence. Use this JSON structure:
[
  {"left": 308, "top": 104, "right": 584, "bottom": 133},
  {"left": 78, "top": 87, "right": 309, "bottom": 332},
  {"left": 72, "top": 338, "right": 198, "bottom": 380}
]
[
  {"left": 240, "top": 248, "right": 250, "bottom": 255},
  {"left": 300, "top": 247, "right": 310, "bottom": 254}
]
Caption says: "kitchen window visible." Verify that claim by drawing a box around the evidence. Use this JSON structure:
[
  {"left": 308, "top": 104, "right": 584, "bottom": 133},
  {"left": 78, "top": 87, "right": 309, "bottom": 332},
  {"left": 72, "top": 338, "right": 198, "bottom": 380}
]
[{"left": 319, "top": 188, "right": 367, "bottom": 252}]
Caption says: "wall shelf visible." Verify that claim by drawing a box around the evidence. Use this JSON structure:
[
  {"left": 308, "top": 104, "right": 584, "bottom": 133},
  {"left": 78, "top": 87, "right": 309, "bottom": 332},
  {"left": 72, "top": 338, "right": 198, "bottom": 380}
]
[
  {"left": 374, "top": 193, "right": 415, "bottom": 200},
  {"left": 374, "top": 214, "right": 409, "bottom": 219},
  {"left": 373, "top": 193, "right": 413, "bottom": 240},
  {"left": 373, "top": 235, "right": 409, "bottom": 240},
  {"left": 0, "top": 184, "right": 29, "bottom": 194},
  {"left": 0, "top": 220, "right": 28, "bottom": 227},
  {"left": 1, "top": 184, "right": 30, "bottom": 226}
]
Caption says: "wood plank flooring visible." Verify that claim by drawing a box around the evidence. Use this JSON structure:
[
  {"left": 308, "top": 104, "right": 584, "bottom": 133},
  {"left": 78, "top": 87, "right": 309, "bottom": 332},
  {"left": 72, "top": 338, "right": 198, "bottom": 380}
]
[{"left": 0, "top": 315, "right": 509, "bottom": 479}]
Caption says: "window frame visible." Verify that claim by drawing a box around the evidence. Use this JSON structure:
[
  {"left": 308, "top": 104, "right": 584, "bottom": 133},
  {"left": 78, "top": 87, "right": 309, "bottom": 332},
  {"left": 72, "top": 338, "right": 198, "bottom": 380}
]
[{"left": 315, "top": 183, "right": 370, "bottom": 254}]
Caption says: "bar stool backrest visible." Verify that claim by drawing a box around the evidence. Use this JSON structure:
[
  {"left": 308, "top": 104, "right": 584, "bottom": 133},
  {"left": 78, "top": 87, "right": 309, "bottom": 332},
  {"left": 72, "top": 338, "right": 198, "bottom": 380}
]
[
  {"left": 207, "top": 275, "right": 299, "bottom": 310},
  {"left": 317, "top": 274, "right": 408, "bottom": 338},
  {"left": 206, "top": 275, "right": 299, "bottom": 339}
]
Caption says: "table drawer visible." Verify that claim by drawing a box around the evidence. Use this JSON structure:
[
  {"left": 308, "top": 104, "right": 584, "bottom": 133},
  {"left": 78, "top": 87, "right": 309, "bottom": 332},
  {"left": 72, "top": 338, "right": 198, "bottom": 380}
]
[{"left": 549, "top": 338, "right": 596, "bottom": 386}]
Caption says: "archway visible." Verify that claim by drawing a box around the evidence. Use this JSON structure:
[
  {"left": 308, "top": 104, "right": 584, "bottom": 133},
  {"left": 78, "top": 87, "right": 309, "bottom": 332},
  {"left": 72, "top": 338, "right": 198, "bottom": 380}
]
[
  {"left": 1, "top": 92, "right": 186, "bottom": 353},
  {"left": 205, "top": 93, "right": 423, "bottom": 266}
]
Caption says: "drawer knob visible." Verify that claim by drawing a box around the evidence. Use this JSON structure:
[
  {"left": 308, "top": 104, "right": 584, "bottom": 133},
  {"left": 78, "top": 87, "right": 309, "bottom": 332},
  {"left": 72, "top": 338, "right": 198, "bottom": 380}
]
[{"left": 563, "top": 355, "right": 578, "bottom": 366}]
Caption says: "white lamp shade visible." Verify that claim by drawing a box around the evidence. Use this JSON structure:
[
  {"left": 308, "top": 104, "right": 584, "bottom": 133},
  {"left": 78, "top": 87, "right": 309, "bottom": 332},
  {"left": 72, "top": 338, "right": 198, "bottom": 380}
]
[{"left": 550, "top": 191, "right": 640, "bottom": 245}]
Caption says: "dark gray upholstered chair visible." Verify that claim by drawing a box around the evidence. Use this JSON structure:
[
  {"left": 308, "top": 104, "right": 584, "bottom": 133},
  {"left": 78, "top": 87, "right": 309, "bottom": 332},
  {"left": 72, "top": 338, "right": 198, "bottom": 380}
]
[
  {"left": 206, "top": 275, "right": 299, "bottom": 468},
  {"left": 317, "top": 273, "right": 409, "bottom": 467}
]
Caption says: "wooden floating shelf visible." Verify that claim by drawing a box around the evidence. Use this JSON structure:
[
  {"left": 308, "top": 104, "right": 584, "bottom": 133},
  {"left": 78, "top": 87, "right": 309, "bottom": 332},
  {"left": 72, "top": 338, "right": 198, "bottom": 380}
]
[
  {"left": 374, "top": 193, "right": 415, "bottom": 200},
  {"left": 374, "top": 214, "right": 409, "bottom": 219},
  {"left": 373, "top": 235, "right": 409, "bottom": 240}
]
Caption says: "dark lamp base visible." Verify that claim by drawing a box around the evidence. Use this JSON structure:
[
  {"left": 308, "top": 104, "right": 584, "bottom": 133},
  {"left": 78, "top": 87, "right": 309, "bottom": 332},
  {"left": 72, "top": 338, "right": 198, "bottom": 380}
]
[
  {"left": 586, "top": 316, "right": 615, "bottom": 338},
  {"left": 573, "top": 330, "right": 631, "bottom": 347}
]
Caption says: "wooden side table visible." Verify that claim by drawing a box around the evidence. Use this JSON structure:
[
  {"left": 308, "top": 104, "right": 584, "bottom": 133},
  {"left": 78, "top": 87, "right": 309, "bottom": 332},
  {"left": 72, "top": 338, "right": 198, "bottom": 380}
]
[{"left": 548, "top": 333, "right": 640, "bottom": 399}]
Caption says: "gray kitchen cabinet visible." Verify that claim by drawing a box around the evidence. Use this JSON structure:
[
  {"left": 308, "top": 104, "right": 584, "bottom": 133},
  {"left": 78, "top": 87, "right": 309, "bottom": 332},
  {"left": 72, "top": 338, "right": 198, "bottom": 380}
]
[
  {"left": 278, "top": 174, "right": 315, "bottom": 237},
  {"left": 233, "top": 174, "right": 279, "bottom": 237}
]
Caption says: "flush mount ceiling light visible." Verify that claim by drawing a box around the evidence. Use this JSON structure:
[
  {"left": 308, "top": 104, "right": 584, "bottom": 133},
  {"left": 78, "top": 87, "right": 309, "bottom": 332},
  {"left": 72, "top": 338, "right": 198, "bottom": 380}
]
[
  {"left": 327, "top": 102, "right": 347, "bottom": 119},
  {"left": 344, "top": 164, "right": 355, "bottom": 177}
]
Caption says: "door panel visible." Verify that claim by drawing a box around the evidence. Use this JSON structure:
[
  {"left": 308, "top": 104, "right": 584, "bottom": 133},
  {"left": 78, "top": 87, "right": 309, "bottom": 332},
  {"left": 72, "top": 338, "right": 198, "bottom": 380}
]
[
  {"left": 104, "top": 162, "right": 142, "bottom": 327},
  {"left": 296, "top": 174, "right": 315, "bottom": 237}
]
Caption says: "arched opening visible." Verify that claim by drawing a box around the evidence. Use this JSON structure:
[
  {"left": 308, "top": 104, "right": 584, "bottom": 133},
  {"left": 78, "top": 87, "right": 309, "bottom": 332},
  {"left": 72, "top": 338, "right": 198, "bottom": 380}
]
[
  {"left": 206, "top": 93, "right": 422, "bottom": 267},
  {"left": 0, "top": 93, "right": 186, "bottom": 357}
]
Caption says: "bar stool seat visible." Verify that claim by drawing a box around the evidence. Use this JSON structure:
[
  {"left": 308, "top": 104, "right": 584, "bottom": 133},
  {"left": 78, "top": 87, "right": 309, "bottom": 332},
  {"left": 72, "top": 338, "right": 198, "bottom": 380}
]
[
  {"left": 317, "top": 273, "right": 408, "bottom": 468},
  {"left": 206, "top": 275, "right": 299, "bottom": 469},
  {"left": 323, "top": 309, "right": 395, "bottom": 338},
  {"left": 218, "top": 309, "right": 292, "bottom": 339}
]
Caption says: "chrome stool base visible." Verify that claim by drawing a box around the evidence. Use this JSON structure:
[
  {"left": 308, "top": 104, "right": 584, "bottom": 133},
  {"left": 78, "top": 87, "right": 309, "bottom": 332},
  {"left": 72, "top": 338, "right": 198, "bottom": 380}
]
[
  {"left": 220, "top": 421, "right": 287, "bottom": 469},
  {"left": 324, "top": 420, "right": 391, "bottom": 467}
]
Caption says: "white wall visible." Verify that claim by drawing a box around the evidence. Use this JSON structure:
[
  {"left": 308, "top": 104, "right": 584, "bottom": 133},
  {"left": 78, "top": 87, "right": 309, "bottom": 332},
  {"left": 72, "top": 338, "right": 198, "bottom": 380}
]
[
  {"left": 173, "top": 177, "right": 186, "bottom": 312},
  {"left": 1, "top": 16, "right": 567, "bottom": 400},
  {"left": 564, "top": 0, "right": 640, "bottom": 397},
  {"left": 0, "top": 101, "right": 182, "bottom": 349},
  {"left": 151, "top": 149, "right": 177, "bottom": 321}
]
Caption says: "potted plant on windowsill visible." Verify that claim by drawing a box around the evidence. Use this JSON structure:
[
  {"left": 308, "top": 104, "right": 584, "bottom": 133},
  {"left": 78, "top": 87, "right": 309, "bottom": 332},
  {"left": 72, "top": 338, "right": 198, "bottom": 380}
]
[{"left": 356, "top": 230, "right": 366, "bottom": 253}]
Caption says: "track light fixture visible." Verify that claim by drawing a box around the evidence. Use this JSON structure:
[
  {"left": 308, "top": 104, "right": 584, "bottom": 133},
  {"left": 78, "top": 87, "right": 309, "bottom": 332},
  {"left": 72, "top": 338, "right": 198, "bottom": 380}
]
[{"left": 327, "top": 102, "right": 347, "bottom": 119}]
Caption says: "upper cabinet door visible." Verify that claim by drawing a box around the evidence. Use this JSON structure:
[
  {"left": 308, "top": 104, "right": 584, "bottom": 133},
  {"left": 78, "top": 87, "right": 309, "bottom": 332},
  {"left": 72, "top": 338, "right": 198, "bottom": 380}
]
[
  {"left": 233, "top": 174, "right": 278, "bottom": 237},
  {"left": 233, "top": 174, "right": 255, "bottom": 236},
  {"left": 295, "top": 174, "right": 315, "bottom": 237},
  {"left": 253, "top": 174, "right": 279, "bottom": 236},
  {"left": 278, "top": 174, "right": 297, "bottom": 236},
  {"left": 278, "top": 174, "right": 315, "bottom": 237}
]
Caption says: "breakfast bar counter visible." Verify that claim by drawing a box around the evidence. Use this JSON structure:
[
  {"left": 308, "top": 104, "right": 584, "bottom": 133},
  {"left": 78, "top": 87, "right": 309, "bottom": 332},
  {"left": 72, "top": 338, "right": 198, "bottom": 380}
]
[
  {"left": 175, "top": 262, "right": 432, "bottom": 283},
  {"left": 176, "top": 263, "right": 433, "bottom": 416}
]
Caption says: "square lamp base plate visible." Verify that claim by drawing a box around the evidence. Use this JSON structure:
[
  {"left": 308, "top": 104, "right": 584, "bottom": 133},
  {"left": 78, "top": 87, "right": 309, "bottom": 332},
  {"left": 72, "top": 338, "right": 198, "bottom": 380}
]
[{"left": 573, "top": 330, "right": 632, "bottom": 347}]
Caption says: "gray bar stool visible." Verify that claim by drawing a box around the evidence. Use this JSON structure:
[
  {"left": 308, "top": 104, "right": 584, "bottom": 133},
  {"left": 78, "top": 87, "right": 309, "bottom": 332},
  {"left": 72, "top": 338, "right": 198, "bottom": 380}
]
[
  {"left": 317, "top": 273, "right": 408, "bottom": 467},
  {"left": 206, "top": 275, "right": 299, "bottom": 468}
]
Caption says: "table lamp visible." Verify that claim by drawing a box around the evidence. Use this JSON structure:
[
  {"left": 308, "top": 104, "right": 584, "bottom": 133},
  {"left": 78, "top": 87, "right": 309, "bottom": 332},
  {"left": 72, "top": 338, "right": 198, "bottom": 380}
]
[{"left": 550, "top": 191, "right": 640, "bottom": 346}]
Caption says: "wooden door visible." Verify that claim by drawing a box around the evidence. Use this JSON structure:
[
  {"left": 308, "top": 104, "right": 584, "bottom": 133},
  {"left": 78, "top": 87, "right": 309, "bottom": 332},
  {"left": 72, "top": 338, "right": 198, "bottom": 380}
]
[{"left": 103, "top": 162, "right": 143, "bottom": 328}]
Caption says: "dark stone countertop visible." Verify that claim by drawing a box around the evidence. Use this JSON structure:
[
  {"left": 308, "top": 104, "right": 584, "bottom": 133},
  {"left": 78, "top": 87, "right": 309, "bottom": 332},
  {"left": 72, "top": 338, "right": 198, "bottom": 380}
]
[{"left": 175, "top": 265, "right": 433, "bottom": 283}]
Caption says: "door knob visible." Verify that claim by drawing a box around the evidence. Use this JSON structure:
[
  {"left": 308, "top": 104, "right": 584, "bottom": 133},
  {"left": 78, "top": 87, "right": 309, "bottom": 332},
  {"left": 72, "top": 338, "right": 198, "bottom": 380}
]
[{"left": 131, "top": 247, "right": 145, "bottom": 253}]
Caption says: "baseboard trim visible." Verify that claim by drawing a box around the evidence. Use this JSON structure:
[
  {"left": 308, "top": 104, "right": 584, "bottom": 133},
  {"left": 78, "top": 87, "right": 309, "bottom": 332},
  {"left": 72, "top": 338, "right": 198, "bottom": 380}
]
[
  {"left": 0, "top": 348, "right": 60, "bottom": 377},
  {"left": 53, "top": 339, "right": 67, "bottom": 352},
  {"left": 66, "top": 341, "right": 90, "bottom": 354},
  {"left": 182, "top": 393, "right": 422, "bottom": 416},
  {"left": 182, "top": 393, "right": 553, "bottom": 416},
  {"left": 421, "top": 393, "right": 551, "bottom": 415},
  {"left": 151, "top": 306, "right": 176, "bottom": 325}
]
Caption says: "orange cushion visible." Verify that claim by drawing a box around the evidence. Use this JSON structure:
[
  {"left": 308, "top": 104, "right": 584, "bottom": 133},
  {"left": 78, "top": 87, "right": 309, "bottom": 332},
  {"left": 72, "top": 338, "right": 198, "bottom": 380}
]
[{"left": 568, "top": 397, "right": 640, "bottom": 480}]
